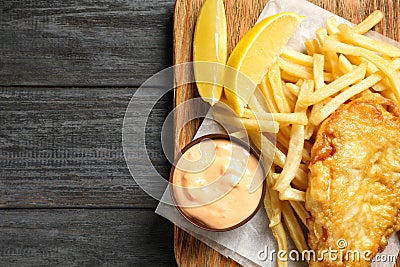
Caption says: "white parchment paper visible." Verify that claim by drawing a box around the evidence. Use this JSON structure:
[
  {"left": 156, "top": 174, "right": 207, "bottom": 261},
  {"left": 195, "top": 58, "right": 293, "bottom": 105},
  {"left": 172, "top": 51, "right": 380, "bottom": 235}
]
[{"left": 156, "top": 0, "right": 400, "bottom": 266}]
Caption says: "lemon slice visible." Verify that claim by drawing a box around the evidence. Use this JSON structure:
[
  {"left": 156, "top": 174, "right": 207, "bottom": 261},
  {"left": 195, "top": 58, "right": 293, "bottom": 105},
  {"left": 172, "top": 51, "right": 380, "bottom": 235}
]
[
  {"left": 193, "top": 0, "right": 227, "bottom": 105},
  {"left": 224, "top": 12, "right": 304, "bottom": 116}
]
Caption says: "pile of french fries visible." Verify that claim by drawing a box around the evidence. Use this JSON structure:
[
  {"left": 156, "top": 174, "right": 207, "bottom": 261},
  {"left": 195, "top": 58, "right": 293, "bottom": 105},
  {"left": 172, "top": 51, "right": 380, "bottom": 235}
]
[{"left": 214, "top": 10, "right": 400, "bottom": 266}]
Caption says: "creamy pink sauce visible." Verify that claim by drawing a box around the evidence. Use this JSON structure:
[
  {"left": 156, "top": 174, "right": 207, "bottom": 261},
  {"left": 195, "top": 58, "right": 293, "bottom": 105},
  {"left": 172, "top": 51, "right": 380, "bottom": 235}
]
[{"left": 172, "top": 139, "right": 264, "bottom": 229}]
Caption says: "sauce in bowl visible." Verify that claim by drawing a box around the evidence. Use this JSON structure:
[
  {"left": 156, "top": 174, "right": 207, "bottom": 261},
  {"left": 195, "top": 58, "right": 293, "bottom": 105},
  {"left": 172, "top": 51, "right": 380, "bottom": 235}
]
[{"left": 170, "top": 135, "right": 265, "bottom": 231}]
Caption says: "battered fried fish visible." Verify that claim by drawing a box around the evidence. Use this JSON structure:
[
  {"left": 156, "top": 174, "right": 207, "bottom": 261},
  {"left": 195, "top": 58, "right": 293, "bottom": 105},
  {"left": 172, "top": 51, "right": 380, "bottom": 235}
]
[{"left": 306, "top": 93, "right": 400, "bottom": 266}]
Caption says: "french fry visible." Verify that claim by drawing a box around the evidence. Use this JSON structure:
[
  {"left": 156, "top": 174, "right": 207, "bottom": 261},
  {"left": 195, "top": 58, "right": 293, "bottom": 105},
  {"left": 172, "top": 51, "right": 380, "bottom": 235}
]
[
  {"left": 289, "top": 200, "right": 310, "bottom": 227},
  {"left": 277, "top": 113, "right": 308, "bottom": 125},
  {"left": 274, "top": 81, "right": 312, "bottom": 192},
  {"left": 279, "top": 57, "right": 313, "bottom": 80},
  {"left": 323, "top": 38, "right": 400, "bottom": 102},
  {"left": 270, "top": 223, "right": 289, "bottom": 267},
  {"left": 306, "top": 97, "right": 332, "bottom": 139},
  {"left": 278, "top": 124, "right": 291, "bottom": 139},
  {"left": 251, "top": 131, "right": 308, "bottom": 190},
  {"left": 346, "top": 55, "right": 393, "bottom": 91},
  {"left": 281, "top": 201, "right": 309, "bottom": 253},
  {"left": 230, "top": 130, "right": 248, "bottom": 139},
  {"left": 300, "top": 63, "right": 367, "bottom": 106},
  {"left": 244, "top": 116, "right": 298, "bottom": 130},
  {"left": 276, "top": 131, "right": 290, "bottom": 148},
  {"left": 281, "top": 70, "right": 300, "bottom": 83},
  {"left": 370, "top": 57, "right": 400, "bottom": 91},
  {"left": 280, "top": 58, "right": 334, "bottom": 83},
  {"left": 286, "top": 83, "right": 300, "bottom": 96},
  {"left": 337, "top": 54, "right": 354, "bottom": 74},
  {"left": 242, "top": 118, "right": 279, "bottom": 133},
  {"left": 310, "top": 72, "right": 382, "bottom": 125},
  {"left": 346, "top": 55, "right": 380, "bottom": 75},
  {"left": 212, "top": 100, "right": 275, "bottom": 134},
  {"left": 281, "top": 97, "right": 296, "bottom": 114},
  {"left": 246, "top": 112, "right": 308, "bottom": 125},
  {"left": 276, "top": 140, "right": 289, "bottom": 157},
  {"left": 212, "top": 108, "right": 245, "bottom": 131},
  {"left": 323, "top": 72, "right": 334, "bottom": 82},
  {"left": 279, "top": 187, "right": 306, "bottom": 202},
  {"left": 372, "top": 81, "right": 390, "bottom": 92},
  {"left": 264, "top": 175, "right": 288, "bottom": 267},
  {"left": 282, "top": 81, "right": 298, "bottom": 105},
  {"left": 259, "top": 76, "right": 280, "bottom": 112},
  {"left": 299, "top": 163, "right": 308, "bottom": 172},
  {"left": 313, "top": 54, "right": 325, "bottom": 90},
  {"left": 306, "top": 53, "right": 327, "bottom": 139},
  {"left": 381, "top": 89, "right": 400, "bottom": 105},
  {"left": 297, "top": 80, "right": 314, "bottom": 164},
  {"left": 250, "top": 131, "right": 286, "bottom": 168},
  {"left": 248, "top": 87, "right": 275, "bottom": 116},
  {"left": 304, "top": 123, "right": 316, "bottom": 141},
  {"left": 304, "top": 140, "right": 313, "bottom": 155},
  {"left": 316, "top": 27, "right": 328, "bottom": 45},
  {"left": 352, "top": 10, "right": 384, "bottom": 34},
  {"left": 367, "top": 58, "right": 400, "bottom": 92},
  {"left": 326, "top": 50, "right": 341, "bottom": 79},
  {"left": 338, "top": 24, "right": 400, "bottom": 57},
  {"left": 269, "top": 62, "right": 293, "bottom": 113},
  {"left": 242, "top": 107, "right": 255, "bottom": 118},
  {"left": 266, "top": 169, "right": 282, "bottom": 227},
  {"left": 266, "top": 170, "right": 282, "bottom": 226},
  {"left": 281, "top": 47, "right": 314, "bottom": 67},
  {"left": 305, "top": 39, "right": 321, "bottom": 55},
  {"left": 301, "top": 147, "right": 311, "bottom": 164},
  {"left": 345, "top": 54, "right": 363, "bottom": 65},
  {"left": 264, "top": 190, "right": 289, "bottom": 267},
  {"left": 294, "top": 168, "right": 309, "bottom": 190},
  {"left": 326, "top": 16, "right": 340, "bottom": 35},
  {"left": 278, "top": 127, "right": 311, "bottom": 164},
  {"left": 281, "top": 82, "right": 313, "bottom": 163}
]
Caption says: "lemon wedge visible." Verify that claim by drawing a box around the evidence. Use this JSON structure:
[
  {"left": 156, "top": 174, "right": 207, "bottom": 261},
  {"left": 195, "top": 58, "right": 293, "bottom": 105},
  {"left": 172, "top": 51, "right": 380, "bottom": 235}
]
[
  {"left": 224, "top": 12, "right": 304, "bottom": 116},
  {"left": 193, "top": 0, "right": 227, "bottom": 105}
]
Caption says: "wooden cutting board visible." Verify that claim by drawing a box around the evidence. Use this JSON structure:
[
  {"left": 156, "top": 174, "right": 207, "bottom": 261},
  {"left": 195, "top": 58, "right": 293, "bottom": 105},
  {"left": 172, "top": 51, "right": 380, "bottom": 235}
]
[{"left": 173, "top": 0, "right": 400, "bottom": 266}]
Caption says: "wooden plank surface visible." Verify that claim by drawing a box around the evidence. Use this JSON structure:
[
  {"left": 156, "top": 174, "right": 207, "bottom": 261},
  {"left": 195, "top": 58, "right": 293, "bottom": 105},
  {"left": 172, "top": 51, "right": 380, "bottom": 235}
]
[
  {"left": 173, "top": 0, "right": 400, "bottom": 266},
  {"left": 0, "top": 0, "right": 178, "bottom": 265},
  {"left": 0, "top": 209, "right": 177, "bottom": 266},
  {"left": 0, "top": 0, "right": 175, "bottom": 86},
  {"left": 0, "top": 87, "right": 172, "bottom": 208}
]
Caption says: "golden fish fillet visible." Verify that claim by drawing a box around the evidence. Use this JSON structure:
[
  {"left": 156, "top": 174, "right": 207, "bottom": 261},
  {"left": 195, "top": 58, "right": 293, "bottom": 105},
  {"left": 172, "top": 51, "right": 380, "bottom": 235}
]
[{"left": 306, "top": 93, "right": 400, "bottom": 266}]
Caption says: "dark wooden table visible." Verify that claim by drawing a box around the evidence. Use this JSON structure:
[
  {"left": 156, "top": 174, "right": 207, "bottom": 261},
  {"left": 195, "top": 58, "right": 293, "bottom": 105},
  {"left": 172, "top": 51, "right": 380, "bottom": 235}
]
[{"left": 0, "top": 0, "right": 178, "bottom": 265}]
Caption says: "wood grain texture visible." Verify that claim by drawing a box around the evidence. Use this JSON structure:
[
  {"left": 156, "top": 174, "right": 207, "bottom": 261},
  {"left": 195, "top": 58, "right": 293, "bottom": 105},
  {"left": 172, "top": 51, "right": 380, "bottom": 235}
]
[
  {"left": 173, "top": 0, "right": 400, "bottom": 266},
  {"left": 0, "top": 87, "right": 172, "bottom": 208},
  {"left": 0, "top": 1, "right": 178, "bottom": 264},
  {"left": 0, "top": 209, "right": 177, "bottom": 267},
  {"left": 397, "top": 252, "right": 400, "bottom": 267},
  {"left": 0, "top": 0, "right": 174, "bottom": 86}
]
